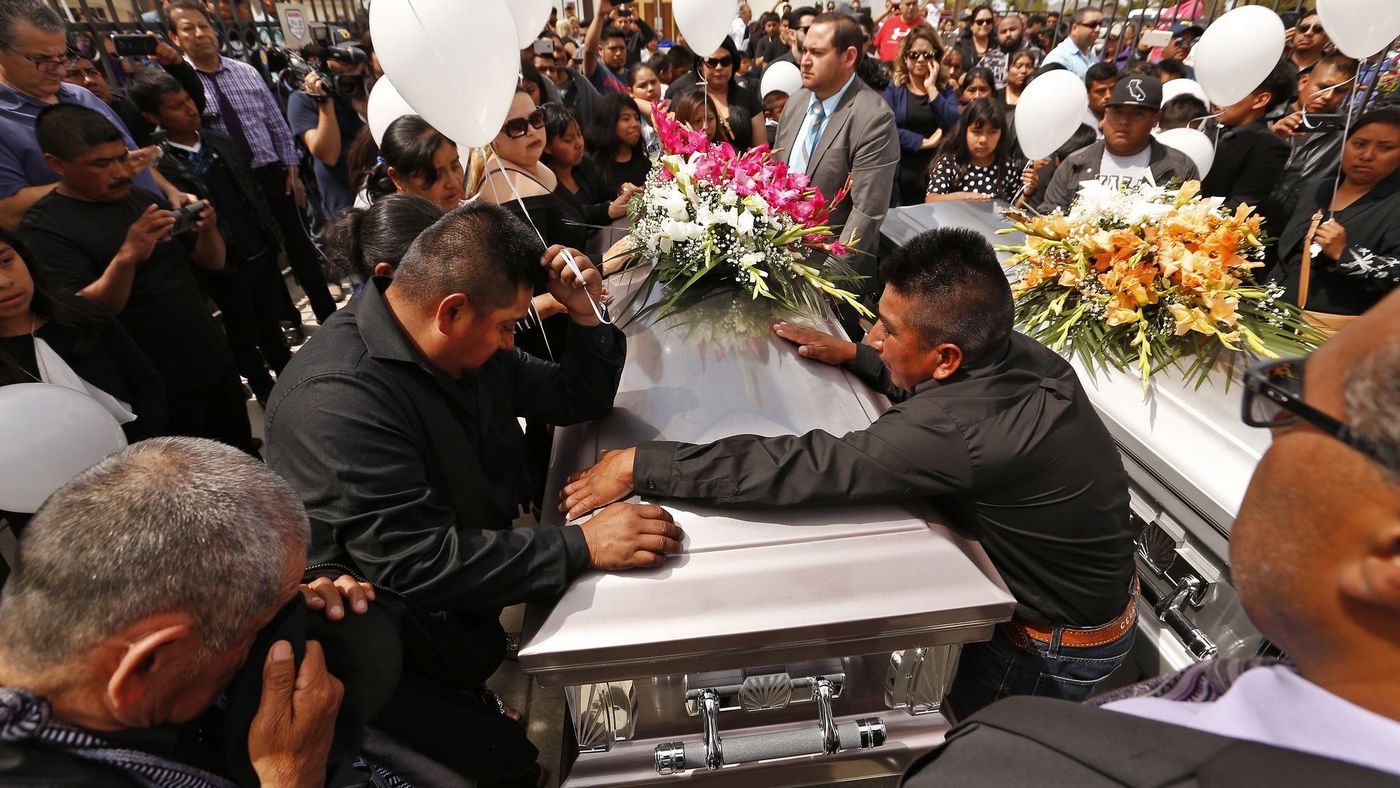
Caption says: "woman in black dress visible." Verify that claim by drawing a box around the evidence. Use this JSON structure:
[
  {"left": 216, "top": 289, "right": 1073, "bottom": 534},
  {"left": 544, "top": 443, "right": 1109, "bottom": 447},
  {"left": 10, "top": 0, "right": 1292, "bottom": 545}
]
[
  {"left": 665, "top": 36, "right": 766, "bottom": 152},
  {"left": 541, "top": 102, "right": 637, "bottom": 242},
  {"left": 586, "top": 93, "right": 652, "bottom": 200},
  {"left": 883, "top": 25, "right": 960, "bottom": 206}
]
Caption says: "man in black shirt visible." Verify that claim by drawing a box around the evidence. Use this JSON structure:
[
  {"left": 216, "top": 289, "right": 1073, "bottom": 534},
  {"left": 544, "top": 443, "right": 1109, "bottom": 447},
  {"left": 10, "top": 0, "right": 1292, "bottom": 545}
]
[
  {"left": 561, "top": 228, "right": 1136, "bottom": 721},
  {"left": 19, "top": 104, "right": 256, "bottom": 453},
  {"left": 265, "top": 203, "right": 683, "bottom": 782},
  {"left": 1201, "top": 60, "right": 1293, "bottom": 211},
  {"left": 130, "top": 68, "right": 296, "bottom": 406}
]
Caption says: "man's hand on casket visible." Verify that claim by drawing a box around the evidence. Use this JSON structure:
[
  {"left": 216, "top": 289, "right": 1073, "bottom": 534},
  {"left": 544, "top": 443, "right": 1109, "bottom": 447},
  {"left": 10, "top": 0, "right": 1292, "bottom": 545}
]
[
  {"left": 561, "top": 447, "right": 637, "bottom": 519},
  {"left": 541, "top": 244, "right": 605, "bottom": 325},
  {"left": 579, "top": 502, "right": 685, "bottom": 569},
  {"left": 772, "top": 321, "right": 858, "bottom": 365}
]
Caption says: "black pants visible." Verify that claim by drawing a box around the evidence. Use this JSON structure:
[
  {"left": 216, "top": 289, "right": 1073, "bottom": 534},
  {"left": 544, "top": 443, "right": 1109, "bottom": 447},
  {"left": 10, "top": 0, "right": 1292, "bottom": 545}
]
[
  {"left": 253, "top": 163, "right": 338, "bottom": 323},
  {"left": 166, "top": 375, "right": 258, "bottom": 456},
  {"left": 200, "top": 250, "right": 296, "bottom": 404}
]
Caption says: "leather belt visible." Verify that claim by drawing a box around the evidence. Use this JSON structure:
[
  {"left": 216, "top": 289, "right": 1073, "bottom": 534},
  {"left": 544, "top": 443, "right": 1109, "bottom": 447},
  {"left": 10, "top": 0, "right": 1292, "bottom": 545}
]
[{"left": 1003, "top": 577, "right": 1139, "bottom": 650}]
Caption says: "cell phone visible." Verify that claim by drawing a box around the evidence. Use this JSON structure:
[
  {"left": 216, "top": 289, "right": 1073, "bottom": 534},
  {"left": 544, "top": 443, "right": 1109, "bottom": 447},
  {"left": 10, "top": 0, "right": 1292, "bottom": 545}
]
[
  {"left": 534, "top": 38, "right": 555, "bottom": 55},
  {"left": 168, "top": 201, "right": 206, "bottom": 236},
  {"left": 1300, "top": 113, "right": 1344, "bottom": 133},
  {"left": 1139, "top": 29, "right": 1172, "bottom": 49},
  {"left": 1279, "top": 11, "right": 1300, "bottom": 30},
  {"left": 112, "top": 33, "right": 158, "bottom": 56}
]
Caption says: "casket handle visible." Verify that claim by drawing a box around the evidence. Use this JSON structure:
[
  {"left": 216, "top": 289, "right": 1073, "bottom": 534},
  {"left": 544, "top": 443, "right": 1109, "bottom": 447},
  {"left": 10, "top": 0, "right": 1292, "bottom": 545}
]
[{"left": 654, "top": 675, "right": 887, "bottom": 774}]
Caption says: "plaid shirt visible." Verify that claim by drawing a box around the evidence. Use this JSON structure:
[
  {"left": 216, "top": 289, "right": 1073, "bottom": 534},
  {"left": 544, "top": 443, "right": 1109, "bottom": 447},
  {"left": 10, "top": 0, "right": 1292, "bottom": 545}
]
[{"left": 190, "top": 56, "right": 298, "bottom": 169}]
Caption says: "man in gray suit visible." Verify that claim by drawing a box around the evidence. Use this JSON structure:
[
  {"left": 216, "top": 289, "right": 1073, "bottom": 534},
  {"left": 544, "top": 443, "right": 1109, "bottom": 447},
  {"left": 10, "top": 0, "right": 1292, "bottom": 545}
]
[{"left": 773, "top": 12, "right": 898, "bottom": 332}]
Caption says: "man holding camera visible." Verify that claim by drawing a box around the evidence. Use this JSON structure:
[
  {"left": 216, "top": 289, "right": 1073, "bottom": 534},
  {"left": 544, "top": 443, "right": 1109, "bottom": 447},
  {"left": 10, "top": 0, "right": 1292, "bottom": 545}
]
[
  {"left": 285, "top": 43, "right": 368, "bottom": 219},
  {"left": 164, "top": 0, "right": 339, "bottom": 324},
  {"left": 19, "top": 104, "right": 257, "bottom": 454}
]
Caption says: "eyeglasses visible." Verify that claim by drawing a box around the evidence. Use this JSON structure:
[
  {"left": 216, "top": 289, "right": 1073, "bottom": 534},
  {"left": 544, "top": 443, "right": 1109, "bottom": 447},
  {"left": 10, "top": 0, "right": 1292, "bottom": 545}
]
[
  {"left": 1241, "top": 358, "right": 1389, "bottom": 468},
  {"left": 501, "top": 109, "right": 545, "bottom": 138},
  {"left": 703, "top": 55, "right": 733, "bottom": 69},
  {"left": 1297, "top": 23, "right": 1324, "bottom": 34},
  {"left": 9, "top": 47, "right": 78, "bottom": 74},
  {"left": 906, "top": 50, "right": 938, "bottom": 60}
]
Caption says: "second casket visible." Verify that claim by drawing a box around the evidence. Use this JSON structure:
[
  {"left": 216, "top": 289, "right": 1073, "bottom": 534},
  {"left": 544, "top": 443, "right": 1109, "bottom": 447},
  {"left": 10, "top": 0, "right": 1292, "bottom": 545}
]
[{"left": 518, "top": 268, "right": 1016, "bottom": 787}]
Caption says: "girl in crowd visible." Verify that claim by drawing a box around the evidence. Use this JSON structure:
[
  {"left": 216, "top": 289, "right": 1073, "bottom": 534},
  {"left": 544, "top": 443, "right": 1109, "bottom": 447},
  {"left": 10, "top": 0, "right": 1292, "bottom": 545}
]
[
  {"left": 628, "top": 62, "right": 664, "bottom": 155},
  {"left": 668, "top": 37, "right": 765, "bottom": 152},
  {"left": 926, "top": 98, "right": 1038, "bottom": 206},
  {"left": 323, "top": 193, "right": 445, "bottom": 284},
  {"left": 1000, "top": 50, "right": 1036, "bottom": 108},
  {"left": 541, "top": 102, "right": 638, "bottom": 234},
  {"left": 1271, "top": 108, "right": 1400, "bottom": 321},
  {"left": 940, "top": 47, "right": 967, "bottom": 91},
  {"left": 586, "top": 93, "right": 652, "bottom": 200},
  {"left": 0, "top": 228, "right": 165, "bottom": 445},
  {"left": 955, "top": 4, "right": 996, "bottom": 72},
  {"left": 519, "top": 58, "right": 553, "bottom": 107},
  {"left": 358, "top": 114, "right": 465, "bottom": 211},
  {"left": 884, "top": 25, "right": 960, "bottom": 207},
  {"left": 957, "top": 67, "right": 995, "bottom": 109},
  {"left": 670, "top": 90, "right": 725, "bottom": 144}
]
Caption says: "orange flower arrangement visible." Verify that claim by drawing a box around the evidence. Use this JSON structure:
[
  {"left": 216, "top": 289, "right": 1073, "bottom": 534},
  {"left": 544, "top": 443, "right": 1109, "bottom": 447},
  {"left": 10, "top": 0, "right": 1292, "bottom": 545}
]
[{"left": 1000, "top": 180, "right": 1320, "bottom": 388}]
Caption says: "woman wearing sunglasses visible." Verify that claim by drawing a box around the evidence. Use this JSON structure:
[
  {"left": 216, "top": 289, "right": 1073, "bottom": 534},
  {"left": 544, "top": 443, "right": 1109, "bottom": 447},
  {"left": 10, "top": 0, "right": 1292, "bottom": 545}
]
[
  {"left": 666, "top": 36, "right": 765, "bottom": 152},
  {"left": 953, "top": 5, "right": 997, "bottom": 76},
  {"left": 884, "top": 24, "right": 959, "bottom": 207},
  {"left": 1269, "top": 107, "right": 1400, "bottom": 323}
]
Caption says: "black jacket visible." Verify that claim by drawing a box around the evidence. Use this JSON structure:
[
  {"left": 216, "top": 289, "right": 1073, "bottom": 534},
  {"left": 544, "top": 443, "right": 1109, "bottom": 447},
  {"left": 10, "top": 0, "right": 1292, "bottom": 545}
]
[
  {"left": 265, "top": 279, "right": 625, "bottom": 685},
  {"left": 1269, "top": 172, "right": 1400, "bottom": 316},
  {"left": 1200, "top": 119, "right": 1289, "bottom": 211},
  {"left": 1040, "top": 140, "right": 1200, "bottom": 213},
  {"left": 152, "top": 128, "right": 284, "bottom": 249},
  {"left": 633, "top": 334, "right": 1135, "bottom": 628},
  {"left": 116, "top": 60, "right": 207, "bottom": 147}
]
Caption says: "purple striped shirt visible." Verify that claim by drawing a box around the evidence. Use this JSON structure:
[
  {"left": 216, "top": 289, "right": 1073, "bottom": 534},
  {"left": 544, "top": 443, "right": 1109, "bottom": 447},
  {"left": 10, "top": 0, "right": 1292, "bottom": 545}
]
[{"left": 189, "top": 56, "right": 298, "bottom": 169}]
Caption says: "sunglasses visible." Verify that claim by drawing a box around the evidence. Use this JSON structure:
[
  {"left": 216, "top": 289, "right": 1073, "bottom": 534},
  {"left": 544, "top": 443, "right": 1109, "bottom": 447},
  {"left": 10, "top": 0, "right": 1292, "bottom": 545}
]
[
  {"left": 1297, "top": 23, "right": 1324, "bottom": 34},
  {"left": 1078, "top": 20, "right": 1103, "bottom": 30},
  {"left": 703, "top": 55, "right": 733, "bottom": 69},
  {"left": 501, "top": 109, "right": 545, "bottom": 139},
  {"left": 972, "top": 18, "right": 993, "bottom": 26},
  {"left": 906, "top": 50, "right": 938, "bottom": 60},
  {"left": 1241, "top": 358, "right": 1390, "bottom": 469}
]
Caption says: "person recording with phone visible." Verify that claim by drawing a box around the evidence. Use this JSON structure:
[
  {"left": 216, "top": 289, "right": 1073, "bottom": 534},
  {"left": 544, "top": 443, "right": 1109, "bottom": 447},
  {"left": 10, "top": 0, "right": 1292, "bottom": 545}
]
[{"left": 19, "top": 104, "right": 258, "bottom": 454}]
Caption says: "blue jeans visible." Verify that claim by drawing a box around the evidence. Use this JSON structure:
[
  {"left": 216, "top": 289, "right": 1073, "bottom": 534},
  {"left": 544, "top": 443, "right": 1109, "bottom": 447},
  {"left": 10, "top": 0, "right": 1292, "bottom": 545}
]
[{"left": 945, "top": 620, "right": 1136, "bottom": 722}]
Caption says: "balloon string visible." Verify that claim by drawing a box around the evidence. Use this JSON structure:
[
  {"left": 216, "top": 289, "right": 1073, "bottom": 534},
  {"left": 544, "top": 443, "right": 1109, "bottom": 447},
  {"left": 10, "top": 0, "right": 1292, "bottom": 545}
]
[
  {"left": 1327, "top": 96, "right": 1358, "bottom": 222},
  {"left": 484, "top": 144, "right": 613, "bottom": 329},
  {"left": 1007, "top": 161, "right": 1034, "bottom": 209},
  {"left": 1299, "top": 74, "right": 1357, "bottom": 132}
]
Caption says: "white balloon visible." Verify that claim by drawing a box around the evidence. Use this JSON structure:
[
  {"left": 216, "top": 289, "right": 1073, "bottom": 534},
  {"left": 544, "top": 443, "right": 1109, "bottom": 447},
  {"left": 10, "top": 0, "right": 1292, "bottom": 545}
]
[
  {"left": 760, "top": 61, "right": 802, "bottom": 99},
  {"left": 503, "top": 0, "right": 554, "bottom": 50},
  {"left": 367, "top": 77, "right": 417, "bottom": 146},
  {"left": 1317, "top": 0, "right": 1400, "bottom": 60},
  {"left": 1014, "top": 70, "right": 1089, "bottom": 160},
  {"left": 1161, "top": 78, "right": 1209, "bottom": 108},
  {"left": 674, "top": 0, "right": 736, "bottom": 59},
  {"left": 1192, "top": 6, "right": 1285, "bottom": 108},
  {"left": 371, "top": 0, "right": 519, "bottom": 149},
  {"left": 0, "top": 384, "right": 126, "bottom": 514},
  {"left": 1155, "top": 127, "right": 1215, "bottom": 178}
]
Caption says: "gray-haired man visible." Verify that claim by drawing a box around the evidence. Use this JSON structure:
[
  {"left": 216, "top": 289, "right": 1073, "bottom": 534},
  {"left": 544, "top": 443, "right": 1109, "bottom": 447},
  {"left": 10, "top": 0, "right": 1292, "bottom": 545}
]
[{"left": 0, "top": 438, "right": 341, "bottom": 786}]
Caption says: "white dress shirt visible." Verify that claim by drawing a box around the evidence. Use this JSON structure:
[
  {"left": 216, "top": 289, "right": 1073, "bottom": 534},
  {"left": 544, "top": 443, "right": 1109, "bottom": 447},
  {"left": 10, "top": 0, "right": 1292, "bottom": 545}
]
[{"left": 788, "top": 73, "right": 859, "bottom": 174}]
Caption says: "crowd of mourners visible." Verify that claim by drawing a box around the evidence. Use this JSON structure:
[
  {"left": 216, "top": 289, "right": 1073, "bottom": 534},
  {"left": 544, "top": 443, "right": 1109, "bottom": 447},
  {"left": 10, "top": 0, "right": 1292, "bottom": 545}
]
[{"left": 0, "top": 0, "right": 1398, "bottom": 785}]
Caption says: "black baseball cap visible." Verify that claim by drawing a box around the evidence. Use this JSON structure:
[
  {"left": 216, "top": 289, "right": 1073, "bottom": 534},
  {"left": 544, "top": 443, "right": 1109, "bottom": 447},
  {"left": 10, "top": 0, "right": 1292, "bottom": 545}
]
[{"left": 1107, "top": 75, "right": 1163, "bottom": 110}]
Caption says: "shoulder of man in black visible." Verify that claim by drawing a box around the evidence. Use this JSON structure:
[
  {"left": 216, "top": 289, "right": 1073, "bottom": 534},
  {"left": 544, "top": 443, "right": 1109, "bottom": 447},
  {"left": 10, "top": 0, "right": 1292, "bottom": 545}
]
[{"left": 0, "top": 739, "right": 144, "bottom": 786}]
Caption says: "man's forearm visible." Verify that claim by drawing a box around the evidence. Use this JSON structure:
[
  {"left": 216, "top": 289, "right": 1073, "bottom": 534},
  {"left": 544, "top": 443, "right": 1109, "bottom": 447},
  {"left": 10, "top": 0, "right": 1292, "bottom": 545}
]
[
  {"left": 0, "top": 184, "right": 57, "bottom": 231},
  {"left": 78, "top": 252, "right": 141, "bottom": 314},
  {"left": 583, "top": 8, "right": 604, "bottom": 75},
  {"left": 192, "top": 229, "right": 226, "bottom": 270},
  {"left": 306, "top": 103, "right": 342, "bottom": 166}
]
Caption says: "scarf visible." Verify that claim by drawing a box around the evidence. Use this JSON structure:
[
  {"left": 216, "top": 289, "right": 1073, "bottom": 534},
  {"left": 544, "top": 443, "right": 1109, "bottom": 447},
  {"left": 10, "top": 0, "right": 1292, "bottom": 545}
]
[{"left": 1086, "top": 656, "right": 1289, "bottom": 707}]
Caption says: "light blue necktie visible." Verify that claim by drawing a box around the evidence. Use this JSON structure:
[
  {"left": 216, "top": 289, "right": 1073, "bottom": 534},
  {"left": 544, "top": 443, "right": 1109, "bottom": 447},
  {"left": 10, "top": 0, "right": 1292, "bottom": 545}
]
[{"left": 799, "top": 100, "right": 827, "bottom": 172}]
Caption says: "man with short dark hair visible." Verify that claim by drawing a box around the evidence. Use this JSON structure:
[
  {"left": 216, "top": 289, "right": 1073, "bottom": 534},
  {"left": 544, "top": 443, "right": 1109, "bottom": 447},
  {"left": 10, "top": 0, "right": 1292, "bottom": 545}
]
[
  {"left": 1264, "top": 54, "right": 1359, "bottom": 231},
  {"left": 19, "top": 104, "right": 257, "bottom": 453},
  {"left": 1084, "top": 61, "right": 1119, "bottom": 139},
  {"left": 283, "top": 28, "right": 369, "bottom": 221},
  {"left": 1201, "top": 60, "right": 1293, "bottom": 210},
  {"left": 1041, "top": 5, "right": 1101, "bottom": 80},
  {"left": 164, "top": 0, "right": 337, "bottom": 323},
  {"left": 1040, "top": 75, "right": 1199, "bottom": 212},
  {"left": 773, "top": 12, "right": 898, "bottom": 331},
  {"left": 582, "top": 0, "right": 631, "bottom": 95},
  {"left": 539, "top": 36, "right": 599, "bottom": 121},
  {"left": 769, "top": 5, "right": 820, "bottom": 66},
  {"left": 748, "top": 11, "right": 786, "bottom": 68},
  {"left": 0, "top": 0, "right": 192, "bottom": 230},
  {"left": 1287, "top": 11, "right": 1330, "bottom": 74},
  {"left": 266, "top": 203, "right": 683, "bottom": 782},
  {"left": 561, "top": 228, "right": 1136, "bottom": 721},
  {"left": 977, "top": 13, "right": 1042, "bottom": 90}
]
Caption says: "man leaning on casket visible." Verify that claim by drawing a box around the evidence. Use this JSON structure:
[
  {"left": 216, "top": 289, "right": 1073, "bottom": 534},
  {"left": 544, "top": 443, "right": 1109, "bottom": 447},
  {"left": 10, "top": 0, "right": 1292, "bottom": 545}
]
[{"left": 562, "top": 227, "right": 1137, "bottom": 721}]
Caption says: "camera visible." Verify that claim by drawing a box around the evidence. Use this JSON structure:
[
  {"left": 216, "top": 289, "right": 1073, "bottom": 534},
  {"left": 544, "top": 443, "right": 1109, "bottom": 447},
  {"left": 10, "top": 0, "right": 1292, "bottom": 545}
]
[
  {"left": 280, "top": 24, "right": 368, "bottom": 98},
  {"left": 1300, "top": 113, "right": 1345, "bottom": 133},
  {"left": 168, "top": 201, "right": 206, "bottom": 236},
  {"left": 112, "top": 33, "right": 158, "bottom": 57}
]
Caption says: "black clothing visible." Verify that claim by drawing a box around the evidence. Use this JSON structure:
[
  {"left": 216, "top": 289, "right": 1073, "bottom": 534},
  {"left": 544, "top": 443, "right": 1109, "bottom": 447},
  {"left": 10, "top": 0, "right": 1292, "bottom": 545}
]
[
  {"left": 265, "top": 278, "right": 625, "bottom": 686},
  {"left": 155, "top": 130, "right": 283, "bottom": 256},
  {"left": 253, "top": 163, "right": 339, "bottom": 323},
  {"left": 0, "top": 321, "right": 166, "bottom": 442},
  {"left": 1200, "top": 119, "right": 1289, "bottom": 211},
  {"left": 623, "top": 17, "right": 657, "bottom": 68},
  {"left": 749, "top": 34, "right": 788, "bottom": 65},
  {"left": 19, "top": 189, "right": 254, "bottom": 451},
  {"left": 1262, "top": 128, "right": 1344, "bottom": 239},
  {"left": 899, "top": 695, "right": 1400, "bottom": 788},
  {"left": 591, "top": 152, "right": 651, "bottom": 203},
  {"left": 633, "top": 335, "right": 1134, "bottom": 628},
  {"left": 1269, "top": 172, "right": 1400, "bottom": 316},
  {"left": 668, "top": 76, "right": 765, "bottom": 151},
  {"left": 116, "top": 60, "right": 208, "bottom": 147},
  {"left": 198, "top": 249, "right": 296, "bottom": 403},
  {"left": 898, "top": 91, "right": 940, "bottom": 206}
]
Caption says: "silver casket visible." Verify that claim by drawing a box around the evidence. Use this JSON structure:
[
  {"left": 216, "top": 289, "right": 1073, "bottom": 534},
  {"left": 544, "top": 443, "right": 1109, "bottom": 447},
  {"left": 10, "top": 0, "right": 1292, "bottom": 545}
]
[
  {"left": 881, "top": 200, "right": 1274, "bottom": 678},
  {"left": 518, "top": 265, "right": 1017, "bottom": 786}
]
